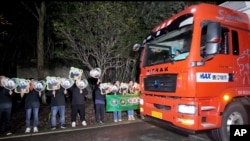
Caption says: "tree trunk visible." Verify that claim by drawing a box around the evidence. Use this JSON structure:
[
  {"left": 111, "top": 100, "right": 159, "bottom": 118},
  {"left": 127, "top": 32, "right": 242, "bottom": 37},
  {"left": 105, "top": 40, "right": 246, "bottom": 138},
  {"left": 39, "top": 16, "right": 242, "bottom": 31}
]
[{"left": 37, "top": 1, "right": 45, "bottom": 80}]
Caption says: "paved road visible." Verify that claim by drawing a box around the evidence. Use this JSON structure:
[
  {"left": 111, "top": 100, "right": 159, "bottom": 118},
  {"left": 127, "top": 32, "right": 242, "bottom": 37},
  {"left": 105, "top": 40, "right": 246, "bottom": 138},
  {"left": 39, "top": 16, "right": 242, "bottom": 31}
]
[{"left": 0, "top": 120, "right": 212, "bottom": 141}]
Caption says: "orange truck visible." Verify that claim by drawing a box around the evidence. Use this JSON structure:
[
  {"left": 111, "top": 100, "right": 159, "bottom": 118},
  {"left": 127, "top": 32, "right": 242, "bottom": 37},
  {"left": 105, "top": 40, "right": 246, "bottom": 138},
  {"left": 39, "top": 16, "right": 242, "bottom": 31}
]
[{"left": 133, "top": 2, "right": 250, "bottom": 141}]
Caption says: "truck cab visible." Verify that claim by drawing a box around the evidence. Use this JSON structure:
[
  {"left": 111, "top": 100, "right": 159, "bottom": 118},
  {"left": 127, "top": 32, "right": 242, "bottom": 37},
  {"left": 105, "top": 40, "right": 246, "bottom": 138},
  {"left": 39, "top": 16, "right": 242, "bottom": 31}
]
[{"left": 135, "top": 2, "right": 250, "bottom": 141}]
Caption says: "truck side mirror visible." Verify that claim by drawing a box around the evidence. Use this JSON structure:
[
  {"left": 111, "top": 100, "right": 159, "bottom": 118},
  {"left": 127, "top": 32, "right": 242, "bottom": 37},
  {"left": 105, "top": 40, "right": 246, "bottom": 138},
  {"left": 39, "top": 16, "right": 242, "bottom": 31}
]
[
  {"left": 133, "top": 43, "right": 142, "bottom": 52},
  {"left": 205, "top": 22, "right": 221, "bottom": 55}
]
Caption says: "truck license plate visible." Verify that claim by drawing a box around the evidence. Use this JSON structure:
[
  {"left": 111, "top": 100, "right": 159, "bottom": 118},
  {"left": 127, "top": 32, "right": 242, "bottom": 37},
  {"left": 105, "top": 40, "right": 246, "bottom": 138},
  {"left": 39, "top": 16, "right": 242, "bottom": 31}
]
[{"left": 151, "top": 111, "right": 162, "bottom": 119}]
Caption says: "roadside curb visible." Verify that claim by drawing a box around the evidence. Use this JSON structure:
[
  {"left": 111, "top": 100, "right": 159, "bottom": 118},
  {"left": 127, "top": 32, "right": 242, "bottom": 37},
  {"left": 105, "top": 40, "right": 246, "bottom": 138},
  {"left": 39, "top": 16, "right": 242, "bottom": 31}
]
[{"left": 0, "top": 119, "right": 143, "bottom": 140}]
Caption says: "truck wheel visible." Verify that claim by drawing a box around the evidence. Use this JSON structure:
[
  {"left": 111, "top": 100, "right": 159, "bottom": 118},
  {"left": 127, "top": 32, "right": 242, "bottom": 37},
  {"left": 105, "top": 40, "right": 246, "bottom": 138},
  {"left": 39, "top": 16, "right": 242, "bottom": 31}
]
[{"left": 210, "top": 102, "right": 248, "bottom": 141}]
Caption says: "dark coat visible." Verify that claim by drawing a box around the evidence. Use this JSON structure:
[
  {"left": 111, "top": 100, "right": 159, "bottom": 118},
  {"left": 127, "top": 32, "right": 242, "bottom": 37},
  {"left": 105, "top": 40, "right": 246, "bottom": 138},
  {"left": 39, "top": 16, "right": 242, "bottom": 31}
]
[
  {"left": 46, "top": 87, "right": 67, "bottom": 106},
  {"left": 69, "top": 84, "right": 87, "bottom": 105},
  {"left": 0, "top": 87, "right": 13, "bottom": 109},
  {"left": 23, "top": 89, "right": 41, "bottom": 109}
]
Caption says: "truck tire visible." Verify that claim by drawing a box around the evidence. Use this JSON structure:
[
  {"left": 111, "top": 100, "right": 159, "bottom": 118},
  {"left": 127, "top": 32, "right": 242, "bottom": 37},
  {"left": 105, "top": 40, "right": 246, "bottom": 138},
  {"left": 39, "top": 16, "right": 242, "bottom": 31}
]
[{"left": 210, "top": 102, "right": 248, "bottom": 141}]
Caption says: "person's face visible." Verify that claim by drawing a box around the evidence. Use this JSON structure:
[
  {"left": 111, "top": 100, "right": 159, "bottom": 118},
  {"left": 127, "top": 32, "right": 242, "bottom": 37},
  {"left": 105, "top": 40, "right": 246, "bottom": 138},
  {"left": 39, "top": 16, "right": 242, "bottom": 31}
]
[
  {"left": 30, "top": 79, "right": 35, "bottom": 87},
  {"left": 129, "top": 81, "right": 133, "bottom": 86},
  {"left": 116, "top": 81, "right": 120, "bottom": 85}
]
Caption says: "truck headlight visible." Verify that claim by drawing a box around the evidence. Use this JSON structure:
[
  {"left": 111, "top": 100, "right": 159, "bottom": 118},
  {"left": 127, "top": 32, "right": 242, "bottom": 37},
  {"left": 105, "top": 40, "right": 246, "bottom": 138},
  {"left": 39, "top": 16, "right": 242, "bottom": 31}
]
[
  {"left": 178, "top": 104, "right": 196, "bottom": 114},
  {"left": 139, "top": 98, "right": 144, "bottom": 105}
]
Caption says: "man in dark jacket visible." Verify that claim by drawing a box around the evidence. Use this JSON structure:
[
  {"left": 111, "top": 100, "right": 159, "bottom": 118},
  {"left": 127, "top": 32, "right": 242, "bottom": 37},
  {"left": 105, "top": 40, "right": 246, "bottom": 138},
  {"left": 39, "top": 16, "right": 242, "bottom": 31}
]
[
  {"left": 46, "top": 86, "right": 68, "bottom": 130},
  {"left": 21, "top": 78, "right": 42, "bottom": 133},
  {"left": 0, "top": 76, "right": 13, "bottom": 136},
  {"left": 69, "top": 80, "right": 88, "bottom": 127}
]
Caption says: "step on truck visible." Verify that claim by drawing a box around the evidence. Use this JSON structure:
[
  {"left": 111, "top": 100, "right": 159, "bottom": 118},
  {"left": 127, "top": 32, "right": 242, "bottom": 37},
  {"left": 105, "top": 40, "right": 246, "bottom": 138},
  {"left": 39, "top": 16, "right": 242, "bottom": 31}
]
[{"left": 133, "top": 1, "right": 250, "bottom": 141}]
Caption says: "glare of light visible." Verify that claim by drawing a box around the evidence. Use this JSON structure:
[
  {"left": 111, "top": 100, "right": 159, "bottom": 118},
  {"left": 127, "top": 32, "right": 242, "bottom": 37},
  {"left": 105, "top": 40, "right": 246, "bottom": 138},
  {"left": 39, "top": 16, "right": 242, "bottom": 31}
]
[
  {"left": 177, "top": 118, "right": 194, "bottom": 125},
  {"left": 191, "top": 8, "right": 196, "bottom": 13},
  {"left": 167, "top": 20, "right": 172, "bottom": 26},
  {"left": 160, "top": 23, "right": 166, "bottom": 29},
  {"left": 140, "top": 107, "right": 144, "bottom": 112},
  {"left": 223, "top": 94, "right": 231, "bottom": 101}
]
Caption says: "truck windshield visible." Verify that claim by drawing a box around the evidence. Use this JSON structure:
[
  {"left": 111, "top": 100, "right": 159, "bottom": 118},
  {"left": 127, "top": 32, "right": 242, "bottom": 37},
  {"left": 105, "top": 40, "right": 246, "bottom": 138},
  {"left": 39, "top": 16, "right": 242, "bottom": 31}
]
[{"left": 145, "top": 25, "right": 192, "bottom": 66}]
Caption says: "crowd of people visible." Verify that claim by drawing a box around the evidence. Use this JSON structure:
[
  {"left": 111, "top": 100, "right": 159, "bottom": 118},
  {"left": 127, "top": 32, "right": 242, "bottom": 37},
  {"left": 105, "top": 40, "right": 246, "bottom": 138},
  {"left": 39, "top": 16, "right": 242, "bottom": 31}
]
[
  {"left": 0, "top": 75, "right": 141, "bottom": 136},
  {"left": 94, "top": 79, "right": 141, "bottom": 123}
]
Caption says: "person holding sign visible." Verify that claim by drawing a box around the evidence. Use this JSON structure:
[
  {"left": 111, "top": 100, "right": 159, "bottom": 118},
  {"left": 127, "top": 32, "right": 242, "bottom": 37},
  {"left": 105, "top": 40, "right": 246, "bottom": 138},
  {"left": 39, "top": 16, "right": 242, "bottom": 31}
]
[
  {"left": 46, "top": 87, "right": 68, "bottom": 130},
  {"left": 68, "top": 78, "right": 88, "bottom": 127},
  {"left": 110, "top": 80, "right": 122, "bottom": 122},
  {"left": 46, "top": 77, "right": 73, "bottom": 130},
  {"left": 0, "top": 76, "right": 14, "bottom": 136},
  {"left": 21, "top": 78, "right": 42, "bottom": 133},
  {"left": 94, "top": 79, "right": 106, "bottom": 124},
  {"left": 127, "top": 80, "right": 135, "bottom": 121}
]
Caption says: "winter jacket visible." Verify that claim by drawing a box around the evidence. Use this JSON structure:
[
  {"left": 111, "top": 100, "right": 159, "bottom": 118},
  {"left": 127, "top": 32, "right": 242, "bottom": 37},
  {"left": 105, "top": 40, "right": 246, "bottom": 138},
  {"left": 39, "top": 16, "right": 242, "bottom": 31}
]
[{"left": 0, "top": 87, "right": 12, "bottom": 109}]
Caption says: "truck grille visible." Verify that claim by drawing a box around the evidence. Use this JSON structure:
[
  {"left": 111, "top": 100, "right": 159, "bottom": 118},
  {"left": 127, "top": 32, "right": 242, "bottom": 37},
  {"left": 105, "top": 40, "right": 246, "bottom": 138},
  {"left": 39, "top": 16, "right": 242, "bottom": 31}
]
[{"left": 144, "top": 74, "right": 177, "bottom": 92}]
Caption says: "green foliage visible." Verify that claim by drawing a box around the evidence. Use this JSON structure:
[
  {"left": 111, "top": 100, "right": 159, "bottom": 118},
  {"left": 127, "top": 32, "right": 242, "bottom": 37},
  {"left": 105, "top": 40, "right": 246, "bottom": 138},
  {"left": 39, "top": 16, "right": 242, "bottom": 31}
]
[
  {"left": 49, "top": 1, "right": 187, "bottom": 64},
  {"left": 49, "top": 2, "right": 144, "bottom": 69},
  {"left": 47, "top": 1, "right": 217, "bottom": 81},
  {"left": 136, "top": 2, "right": 186, "bottom": 31}
]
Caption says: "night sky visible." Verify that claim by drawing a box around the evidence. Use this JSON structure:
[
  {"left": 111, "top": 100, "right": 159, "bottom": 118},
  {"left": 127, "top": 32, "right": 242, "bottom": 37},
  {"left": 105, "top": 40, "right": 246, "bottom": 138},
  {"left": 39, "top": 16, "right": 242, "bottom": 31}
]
[{"left": 0, "top": 1, "right": 37, "bottom": 77}]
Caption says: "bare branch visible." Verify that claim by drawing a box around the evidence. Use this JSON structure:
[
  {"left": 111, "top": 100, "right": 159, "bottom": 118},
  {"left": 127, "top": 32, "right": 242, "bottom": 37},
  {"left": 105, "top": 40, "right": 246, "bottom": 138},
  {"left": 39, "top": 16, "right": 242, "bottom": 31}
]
[
  {"left": 0, "top": 15, "right": 12, "bottom": 25},
  {"left": 21, "top": 1, "right": 39, "bottom": 20}
]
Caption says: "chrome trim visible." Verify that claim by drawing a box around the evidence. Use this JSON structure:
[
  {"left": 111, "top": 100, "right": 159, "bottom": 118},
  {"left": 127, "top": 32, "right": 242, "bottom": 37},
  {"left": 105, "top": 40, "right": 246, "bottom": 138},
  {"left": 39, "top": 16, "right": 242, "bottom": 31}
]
[{"left": 201, "top": 106, "right": 216, "bottom": 111}]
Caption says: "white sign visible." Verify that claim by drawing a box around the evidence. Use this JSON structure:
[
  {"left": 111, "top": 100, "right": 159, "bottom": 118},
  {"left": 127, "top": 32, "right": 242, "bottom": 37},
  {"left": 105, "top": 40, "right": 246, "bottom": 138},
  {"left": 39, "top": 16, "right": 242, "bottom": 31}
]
[{"left": 196, "top": 72, "right": 229, "bottom": 82}]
